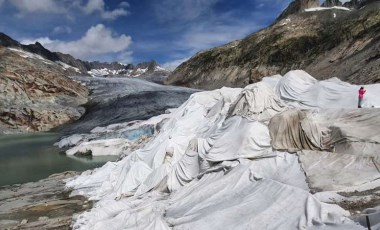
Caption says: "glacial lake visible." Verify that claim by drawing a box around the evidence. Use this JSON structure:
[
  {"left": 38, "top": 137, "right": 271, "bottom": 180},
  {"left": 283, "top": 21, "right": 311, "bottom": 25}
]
[{"left": 0, "top": 132, "right": 118, "bottom": 186}]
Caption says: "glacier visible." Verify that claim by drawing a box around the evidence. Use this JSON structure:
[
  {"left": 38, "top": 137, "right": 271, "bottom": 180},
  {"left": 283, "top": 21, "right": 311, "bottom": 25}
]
[{"left": 65, "top": 70, "right": 380, "bottom": 229}]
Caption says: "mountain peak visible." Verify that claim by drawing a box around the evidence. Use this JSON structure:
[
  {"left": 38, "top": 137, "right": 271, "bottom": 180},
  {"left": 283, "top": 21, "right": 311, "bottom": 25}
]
[
  {"left": 277, "top": 0, "right": 320, "bottom": 20},
  {"left": 0, "top": 32, "right": 21, "bottom": 47}
]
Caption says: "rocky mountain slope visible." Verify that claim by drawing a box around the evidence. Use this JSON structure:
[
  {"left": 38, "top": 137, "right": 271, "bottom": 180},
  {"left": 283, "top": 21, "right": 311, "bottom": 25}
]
[
  {"left": 0, "top": 33, "right": 170, "bottom": 79},
  {"left": 166, "top": 0, "right": 380, "bottom": 89},
  {"left": 0, "top": 46, "right": 88, "bottom": 133}
]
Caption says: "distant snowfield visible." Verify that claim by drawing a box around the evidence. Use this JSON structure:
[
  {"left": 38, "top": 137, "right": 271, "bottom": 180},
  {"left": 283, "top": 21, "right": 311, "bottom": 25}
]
[
  {"left": 87, "top": 66, "right": 169, "bottom": 78},
  {"left": 88, "top": 68, "right": 126, "bottom": 77},
  {"left": 65, "top": 70, "right": 380, "bottom": 229}
]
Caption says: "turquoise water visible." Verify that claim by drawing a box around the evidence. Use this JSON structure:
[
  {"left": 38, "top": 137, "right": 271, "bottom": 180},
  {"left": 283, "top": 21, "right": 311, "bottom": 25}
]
[{"left": 0, "top": 133, "right": 118, "bottom": 186}]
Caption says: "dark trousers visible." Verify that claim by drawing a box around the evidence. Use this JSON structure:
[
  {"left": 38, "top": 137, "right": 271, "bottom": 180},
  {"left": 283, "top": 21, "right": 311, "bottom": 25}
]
[{"left": 358, "top": 97, "right": 363, "bottom": 108}]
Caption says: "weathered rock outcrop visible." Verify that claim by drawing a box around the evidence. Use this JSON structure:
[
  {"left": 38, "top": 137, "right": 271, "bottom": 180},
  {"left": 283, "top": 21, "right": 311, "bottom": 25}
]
[
  {"left": 277, "top": 0, "right": 320, "bottom": 21},
  {"left": 343, "top": 0, "right": 379, "bottom": 8},
  {"left": 166, "top": 1, "right": 380, "bottom": 89},
  {"left": 0, "top": 47, "right": 88, "bottom": 133},
  {"left": 322, "top": 0, "right": 343, "bottom": 7}
]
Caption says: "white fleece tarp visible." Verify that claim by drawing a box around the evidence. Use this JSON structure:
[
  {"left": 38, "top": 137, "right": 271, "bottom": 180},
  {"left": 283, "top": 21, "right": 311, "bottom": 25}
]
[
  {"left": 269, "top": 110, "right": 331, "bottom": 152},
  {"left": 199, "top": 116, "right": 273, "bottom": 162},
  {"left": 276, "top": 70, "right": 380, "bottom": 109},
  {"left": 165, "top": 166, "right": 352, "bottom": 230},
  {"left": 228, "top": 82, "right": 287, "bottom": 122},
  {"left": 299, "top": 150, "right": 380, "bottom": 191},
  {"left": 269, "top": 108, "right": 380, "bottom": 154},
  {"left": 66, "top": 70, "right": 380, "bottom": 230}
]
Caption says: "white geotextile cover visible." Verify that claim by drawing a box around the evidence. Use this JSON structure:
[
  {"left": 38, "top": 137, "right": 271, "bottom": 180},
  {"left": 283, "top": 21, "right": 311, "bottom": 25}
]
[
  {"left": 276, "top": 70, "right": 380, "bottom": 109},
  {"left": 66, "top": 70, "right": 380, "bottom": 229},
  {"left": 228, "top": 82, "right": 287, "bottom": 122},
  {"left": 269, "top": 108, "right": 380, "bottom": 154},
  {"left": 269, "top": 110, "right": 332, "bottom": 152},
  {"left": 299, "top": 150, "right": 380, "bottom": 191}
]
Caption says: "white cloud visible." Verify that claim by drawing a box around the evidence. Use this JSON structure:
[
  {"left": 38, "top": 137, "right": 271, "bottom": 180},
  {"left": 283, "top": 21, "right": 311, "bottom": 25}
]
[
  {"left": 83, "top": 0, "right": 103, "bottom": 14},
  {"left": 82, "top": 0, "right": 129, "bottom": 20},
  {"left": 258, "top": 3, "right": 265, "bottom": 8},
  {"left": 21, "top": 37, "right": 55, "bottom": 45},
  {"left": 100, "top": 8, "right": 128, "bottom": 20},
  {"left": 119, "top": 1, "right": 130, "bottom": 7},
  {"left": 0, "top": 0, "right": 5, "bottom": 7},
  {"left": 160, "top": 22, "right": 254, "bottom": 71},
  {"left": 176, "top": 15, "right": 258, "bottom": 52},
  {"left": 21, "top": 24, "right": 132, "bottom": 60},
  {"left": 159, "top": 10, "right": 263, "bottom": 72},
  {"left": 117, "top": 51, "right": 134, "bottom": 64},
  {"left": 153, "top": 0, "right": 220, "bottom": 22},
  {"left": 53, "top": 25, "right": 72, "bottom": 34},
  {"left": 8, "top": 0, "right": 129, "bottom": 20},
  {"left": 162, "top": 57, "right": 190, "bottom": 71},
  {"left": 10, "top": 0, "right": 65, "bottom": 13}
]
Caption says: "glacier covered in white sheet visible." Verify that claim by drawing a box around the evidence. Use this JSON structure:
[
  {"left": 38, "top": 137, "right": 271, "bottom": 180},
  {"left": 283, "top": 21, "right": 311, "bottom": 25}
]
[{"left": 66, "top": 70, "right": 380, "bottom": 230}]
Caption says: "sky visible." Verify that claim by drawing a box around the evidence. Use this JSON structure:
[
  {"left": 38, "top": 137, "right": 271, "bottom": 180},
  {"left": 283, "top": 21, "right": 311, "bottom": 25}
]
[{"left": 0, "top": 0, "right": 299, "bottom": 69}]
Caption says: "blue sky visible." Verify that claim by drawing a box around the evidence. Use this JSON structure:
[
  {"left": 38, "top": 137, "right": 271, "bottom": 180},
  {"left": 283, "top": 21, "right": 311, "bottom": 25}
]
[{"left": 0, "top": 0, "right": 297, "bottom": 69}]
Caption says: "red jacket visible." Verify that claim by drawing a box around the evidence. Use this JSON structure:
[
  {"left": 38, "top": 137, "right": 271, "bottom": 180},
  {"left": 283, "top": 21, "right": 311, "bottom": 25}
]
[{"left": 359, "top": 88, "right": 366, "bottom": 99}]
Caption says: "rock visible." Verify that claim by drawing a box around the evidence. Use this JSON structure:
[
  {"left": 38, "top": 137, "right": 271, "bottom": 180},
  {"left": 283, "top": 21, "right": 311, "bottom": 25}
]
[
  {"left": 38, "top": 216, "right": 49, "bottom": 221},
  {"left": 322, "top": 0, "right": 343, "bottom": 7},
  {"left": 0, "top": 47, "right": 88, "bottom": 133},
  {"left": 0, "top": 171, "right": 92, "bottom": 230},
  {"left": 277, "top": 0, "right": 320, "bottom": 21},
  {"left": 343, "top": 0, "right": 379, "bottom": 8},
  {"left": 20, "top": 219, "right": 28, "bottom": 225}
]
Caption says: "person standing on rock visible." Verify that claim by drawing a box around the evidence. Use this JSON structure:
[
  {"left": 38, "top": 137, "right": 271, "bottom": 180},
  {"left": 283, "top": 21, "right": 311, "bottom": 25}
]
[{"left": 358, "top": 87, "right": 366, "bottom": 108}]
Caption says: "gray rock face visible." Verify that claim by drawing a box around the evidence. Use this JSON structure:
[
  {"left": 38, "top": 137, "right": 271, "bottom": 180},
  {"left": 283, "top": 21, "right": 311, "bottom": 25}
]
[
  {"left": 277, "top": 0, "right": 320, "bottom": 20},
  {"left": 343, "top": 0, "right": 379, "bottom": 8},
  {"left": 322, "top": 0, "right": 343, "bottom": 7},
  {"left": 0, "top": 47, "right": 88, "bottom": 133},
  {"left": 166, "top": 2, "right": 380, "bottom": 90}
]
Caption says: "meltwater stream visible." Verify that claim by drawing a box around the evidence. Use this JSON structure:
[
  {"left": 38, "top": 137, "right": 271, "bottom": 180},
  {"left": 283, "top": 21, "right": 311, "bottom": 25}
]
[{"left": 0, "top": 133, "right": 117, "bottom": 186}]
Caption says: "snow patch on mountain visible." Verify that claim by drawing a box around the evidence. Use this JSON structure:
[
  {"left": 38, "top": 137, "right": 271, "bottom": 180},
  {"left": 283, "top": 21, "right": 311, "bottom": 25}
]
[
  {"left": 305, "top": 6, "right": 351, "bottom": 11},
  {"left": 8, "top": 47, "right": 54, "bottom": 65},
  {"left": 56, "top": 61, "right": 81, "bottom": 73}
]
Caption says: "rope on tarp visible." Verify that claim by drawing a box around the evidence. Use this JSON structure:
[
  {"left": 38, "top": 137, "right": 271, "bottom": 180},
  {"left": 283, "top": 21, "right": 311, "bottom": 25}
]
[
  {"left": 366, "top": 215, "right": 371, "bottom": 230},
  {"left": 371, "top": 157, "right": 380, "bottom": 173}
]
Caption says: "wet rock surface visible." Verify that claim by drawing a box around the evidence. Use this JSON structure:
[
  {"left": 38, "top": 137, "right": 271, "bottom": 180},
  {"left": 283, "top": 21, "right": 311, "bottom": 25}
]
[{"left": 0, "top": 172, "right": 91, "bottom": 230}]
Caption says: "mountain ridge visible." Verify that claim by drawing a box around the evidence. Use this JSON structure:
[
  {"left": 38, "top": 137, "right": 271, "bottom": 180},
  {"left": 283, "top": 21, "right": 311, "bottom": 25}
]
[
  {"left": 166, "top": 0, "right": 380, "bottom": 89},
  {"left": 0, "top": 32, "right": 170, "bottom": 78}
]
